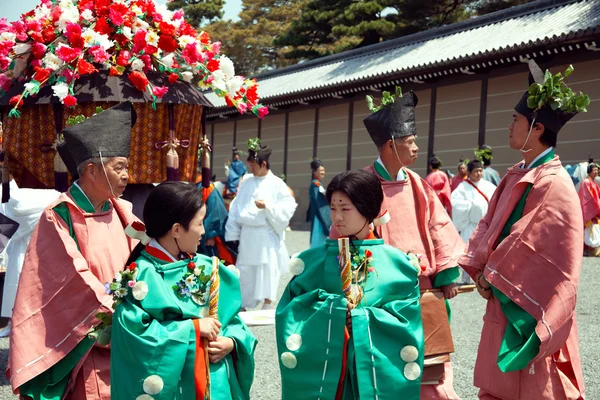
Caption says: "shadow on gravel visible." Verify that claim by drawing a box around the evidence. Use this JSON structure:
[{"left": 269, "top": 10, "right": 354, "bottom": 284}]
[{"left": 0, "top": 347, "right": 9, "bottom": 386}]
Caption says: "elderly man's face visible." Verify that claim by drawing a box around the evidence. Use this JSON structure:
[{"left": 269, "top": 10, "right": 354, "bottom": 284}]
[{"left": 91, "top": 157, "right": 129, "bottom": 198}]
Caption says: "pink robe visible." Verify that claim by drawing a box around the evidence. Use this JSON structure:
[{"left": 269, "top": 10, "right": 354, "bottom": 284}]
[
  {"left": 459, "top": 157, "right": 585, "bottom": 400},
  {"left": 332, "top": 166, "right": 465, "bottom": 399},
  {"left": 8, "top": 193, "right": 138, "bottom": 399},
  {"left": 450, "top": 175, "right": 466, "bottom": 192},
  {"left": 578, "top": 177, "right": 600, "bottom": 224},
  {"left": 425, "top": 170, "right": 453, "bottom": 218}
]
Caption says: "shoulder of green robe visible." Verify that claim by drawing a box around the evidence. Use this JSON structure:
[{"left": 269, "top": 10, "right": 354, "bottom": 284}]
[
  {"left": 287, "top": 246, "right": 327, "bottom": 278},
  {"left": 373, "top": 244, "right": 419, "bottom": 278}
]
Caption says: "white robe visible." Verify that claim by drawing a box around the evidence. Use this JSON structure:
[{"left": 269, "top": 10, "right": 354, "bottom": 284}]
[
  {"left": 0, "top": 181, "right": 60, "bottom": 317},
  {"left": 451, "top": 179, "right": 497, "bottom": 244},
  {"left": 225, "top": 171, "right": 297, "bottom": 308}
]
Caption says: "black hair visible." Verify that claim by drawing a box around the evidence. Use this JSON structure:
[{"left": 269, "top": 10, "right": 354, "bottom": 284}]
[
  {"left": 429, "top": 156, "right": 442, "bottom": 170},
  {"left": 467, "top": 159, "right": 483, "bottom": 173},
  {"left": 326, "top": 170, "right": 383, "bottom": 223},
  {"left": 247, "top": 155, "right": 270, "bottom": 170},
  {"left": 588, "top": 159, "right": 598, "bottom": 175},
  {"left": 538, "top": 124, "right": 558, "bottom": 148},
  {"left": 126, "top": 181, "right": 205, "bottom": 265}
]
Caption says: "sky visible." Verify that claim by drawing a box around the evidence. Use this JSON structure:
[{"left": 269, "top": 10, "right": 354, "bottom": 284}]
[{"left": 0, "top": 0, "right": 242, "bottom": 24}]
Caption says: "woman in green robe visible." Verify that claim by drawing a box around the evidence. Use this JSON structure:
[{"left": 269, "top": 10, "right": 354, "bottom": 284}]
[
  {"left": 110, "top": 182, "right": 257, "bottom": 400},
  {"left": 276, "top": 170, "right": 424, "bottom": 400}
]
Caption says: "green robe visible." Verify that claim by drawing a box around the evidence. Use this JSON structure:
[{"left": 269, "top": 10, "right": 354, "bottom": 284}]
[
  {"left": 490, "top": 149, "right": 555, "bottom": 372},
  {"left": 110, "top": 252, "right": 257, "bottom": 400},
  {"left": 276, "top": 239, "right": 423, "bottom": 400}
]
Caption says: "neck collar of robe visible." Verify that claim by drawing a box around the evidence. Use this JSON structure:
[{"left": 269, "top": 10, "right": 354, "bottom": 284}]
[
  {"left": 373, "top": 160, "right": 407, "bottom": 183},
  {"left": 325, "top": 236, "right": 383, "bottom": 250},
  {"left": 141, "top": 249, "right": 197, "bottom": 270},
  {"left": 506, "top": 151, "right": 558, "bottom": 179},
  {"left": 69, "top": 182, "right": 110, "bottom": 213},
  {"left": 146, "top": 240, "right": 178, "bottom": 262}
]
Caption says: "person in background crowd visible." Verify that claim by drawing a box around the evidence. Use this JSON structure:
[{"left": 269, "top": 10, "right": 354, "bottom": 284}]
[
  {"left": 578, "top": 158, "right": 600, "bottom": 256},
  {"left": 306, "top": 158, "right": 331, "bottom": 248},
  {"left": 225, "top": 138, "right": 297, "bottom": 310},
  {"left": 477, "top": 145, "right": 501, "bottom": 186},
  {"left": 450, "top": 158, "right": 468, "bottom": 192},
  {"left": 425, "top": 155, "right": 453, "bottom": 218},
  {"left": 225, "top": 148, "right": 247, "bottom": 198},
  {"left": 451, "top": 159, "right": 496, "bottom": 284},
  {"left": 460, "top": 60, "right": 586, "bottom": 399}
]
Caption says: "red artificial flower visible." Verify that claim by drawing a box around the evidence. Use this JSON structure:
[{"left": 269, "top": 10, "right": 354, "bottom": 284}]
[
  {"left": 29, "top": 31, "right": 43, "bottom": 43},
  {"left": 31, "top": 42, "right": 47, "bottom": 59},
  {"left": 128, "top": 262, "right": 137, "bottom": 271},
  {"left": 179, "top": 22, "right": 197, "bottom": 38},
  {"left": 182, "top": 43, "right": 199, "bottom": 64},
  {"left": 168, "top": 73, "right": 179, "bottom": 84},
  {"left": 225, "top": 96, "right": 234, "bottom": 107},
  {"left": 56, "top": 45, "right": 81, "bottom": 63},
  {"left": 144, "top": 45, "right": 158, "bottom": 55},
  {"left": 70, "top": 34, "right": 85, "bottom": 49},
  {"left": 65, "top": 23, "right": 82, "bottom": 40},
  {"left": 33, "top": 66, "right": 51, "bottom": 83},
  {"left": 365, "top": 249, "right": 373, "bottom": 258},
  {"left": 113, "top": 33, "right": 129, "bottom": 48},
  {"left": 9, "top": 95, "right": 22, "bottom": 108},
  {"left": 63, "top": 95, "right": 78, "bottom": 107},
  {"left": 51, "top": 6, "right": 62, "bottom": 24},
  {"left": 245, "top": 85, "right": 259, "bottom": 104},
  {"left": 89, "top": 46, "right": 110, "bottom": 63},
  {"left": 77, "top": 59, "right": 97, "bottom": 75},
  {"left": 109, "top": 3, "right": 129, "bottom": 26},
  {"left": 199, "top": 31, "right": 211, "bottom": 45},
  {"left": 42, "top": 25, "right": 57, "bottom": 44},
  {"left": 151, "top": 11, "right": 163, "bottom": 24},
  {"left": 94, "top": 17, "right": 113, "bottom": 36},
  {"left": 158, "top": 35, "right": 177, "bottom": 53},
  {"left": 258, "top": 106, "right": 269, "bottom": 119},
  {"left": 0, "top": 41, "right": 14, "bottom": 58},
  {"left": 206, "top": 59, "right": 220, "bottom": 73},
  {"left": 116, "top": 50, "right": 132, "bottom": 67},
  {"left": 26, "top": 20, "right": 41, "bottom": 34},
  {"left": 159, "top": 21, "right": 176, "bottom": 36},
  {"left": 109, "top": 66, "right": 123, "bottom": 76},
  {"left": 152, "top": 85, "right": 168, "bottom": 98},
  {"left": 421, "top": 265, "right": 427, "bottom": 272},
  {"left": 187, "top": 261, "right": 196, "bottom": 270},
  {"left": 132, "top": 30, "right": 147, "bottom": 54},
  {"left": 140, "top": 54, "right": 152, "bottom": 71},
  {"left": 128, "top": 71, "right": 149, "bottom": 92}
]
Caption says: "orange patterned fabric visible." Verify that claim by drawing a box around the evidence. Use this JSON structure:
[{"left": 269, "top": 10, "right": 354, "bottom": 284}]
[{"left": 2, "top": 103, "right": 203, "bottom": 188}]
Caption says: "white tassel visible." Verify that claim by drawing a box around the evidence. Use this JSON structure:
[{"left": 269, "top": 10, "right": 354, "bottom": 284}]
[{"left": 529, "top": 363, "right": 535, "bottom": 375}]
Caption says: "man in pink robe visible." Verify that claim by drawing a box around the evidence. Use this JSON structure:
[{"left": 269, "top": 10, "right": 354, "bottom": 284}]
[
  {"left": 578, "top": 161, "right": 600, "bottom": 256},
  {"left": 459, "top": 60, "right": 585, "bottom": 399},
  {"left": 8, "top": 102, "right": 139, "bottom": 400},
  {"left": 334, "top": 90, "right": 465, "bottom": 399},
  {"left": 425, "top": 155, "right": 453, "bottom": 218},
  {"left": 450, "top": 159, "right": 467, "bottom": 192}
]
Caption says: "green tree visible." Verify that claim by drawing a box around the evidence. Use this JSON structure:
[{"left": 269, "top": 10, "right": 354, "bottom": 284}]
[{"left": 167, "top": 0, "right": 225, "bottom": 28}]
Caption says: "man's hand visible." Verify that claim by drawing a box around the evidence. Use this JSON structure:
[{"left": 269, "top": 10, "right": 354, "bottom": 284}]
[
  {"left": 255, "top": 200, "right": 266, "bottom": 209},
  {"left": 208, "top": 336, "right": 235, "bottom": 363},
  {"left": 199, "top": 317, "right": 222, "bottom": 341},
  {"left": 475, "top": 273, "right": 493, "bottom": 300},
  {"left": 441, "top": 283, "right": 459, "bottom": 300},
  {"left": 205, "top": 238, "right": 216, "bottom": 247}
]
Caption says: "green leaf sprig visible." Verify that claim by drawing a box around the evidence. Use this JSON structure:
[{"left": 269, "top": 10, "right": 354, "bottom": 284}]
[
  {"left": 527, "top": 65, "right": 590, "bottom": 114},
  {"left": 247, "top": 137, "right": 261, "bottom": 152},
  {"left": 474, "top": 147, "right": 492, "bottom": 162},
  {"left": 366, "top": 86, "right": 403, "bottom": 113}
]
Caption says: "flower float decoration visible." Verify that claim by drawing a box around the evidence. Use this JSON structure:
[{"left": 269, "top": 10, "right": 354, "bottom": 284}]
[{"left": 0, "top": 0, "right": 268, "bottom": 119}]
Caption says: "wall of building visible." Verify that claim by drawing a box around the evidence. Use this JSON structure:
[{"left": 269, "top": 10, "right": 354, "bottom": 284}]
[{"left": 207, "top": 58, "right": 600, "bottom": 227}]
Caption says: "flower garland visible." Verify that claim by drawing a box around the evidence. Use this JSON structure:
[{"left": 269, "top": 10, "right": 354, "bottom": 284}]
[
  {"left": 172, "top": 260, "right": 211, "bottom": 305},
  {"left": 0, "top": 0, "right": 268, "bottom": 119},
  {"left": 348, "top": 247, "right": 376, "bottom": 286}
]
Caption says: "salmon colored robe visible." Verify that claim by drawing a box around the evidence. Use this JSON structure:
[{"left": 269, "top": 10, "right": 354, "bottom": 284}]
[
  {"left": 578, "top": 177, "right": 600, "bottom": 224},
  {"left": 459, "top": 157, "right": 585, "bottom": 400},
  {"left": 450, "top": 175, "right": 466, "bottom": 192},
  {"left": 424, "top": 170, "right": 453, "bottom": 218},
  {"left": 8, "top": 190, "right": 137, "bottom": 399}
]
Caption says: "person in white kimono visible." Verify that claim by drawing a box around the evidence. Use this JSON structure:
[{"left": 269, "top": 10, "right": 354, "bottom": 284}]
[
  {"left": 451, "top": 159, "right": 496, "bottom": 284},
  {"left": 225, "top": 139, "right": 297, "bottom": 310},
  {"left": 0, "top": 178, "right": 60, "bottom": 337}
]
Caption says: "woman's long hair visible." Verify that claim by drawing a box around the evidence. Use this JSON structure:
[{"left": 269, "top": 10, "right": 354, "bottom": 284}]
[{"left": 125, "top": 181, "right": 204, "bottom": 265}]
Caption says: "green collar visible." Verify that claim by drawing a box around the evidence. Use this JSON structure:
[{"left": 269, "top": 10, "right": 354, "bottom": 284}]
[
  {"left": 374, "top": 160, "right": 406, "bottom": 182},
  {"left": 69, "top": 183, "right": 110, "bottom": 213},
  {"left": 528, "top": 148, "right": 555, "bottom": 169}
]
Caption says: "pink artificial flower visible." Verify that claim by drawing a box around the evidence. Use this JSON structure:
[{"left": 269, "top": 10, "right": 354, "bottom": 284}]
[
  {"left": 117, "top": 50, "right": 132, "bottom": 67},
  {"left": 31, "top": 42, "right": 47, "bottom": 59},
  {"left": 0, "top": 73, "right": 11, "bottom": 91},
  {"left": 237, "top": 103, "right": 248, "bottom": 114},
  {"left": 173, "top": 10, "right": 185, "bottom": 20},
  {"left": 26, "top": 20, "right": 41, "bottom": 34},
  {"left": 62, "top": 68, "right": 76, "bottom": 83},
  {"left": 0, "top": 41, "right": 14, "bottom": 58},
  {"left": 0, "top": 56, "right": 11, "bottom": 71},
  {"left": 128, "top": 280, "right": 136, "bottom": 288},
  {"left": 205, "top": 75, "right": 214, "bottom": 84},
  {"left": 140, "top": 54, "right": 152, "bottom": 71},
  {"left": 11, "top": 21, "right": 27, "bottom": 42},
  {"left": 65, "top": 23, "right": 82, "bottom": 40},
  {"left": 89, "top": 46, "right": 110, "bottom": 63},
  {"left": 30, "top": 59, "right": 42, "bottom": 68},
  {"left": 152, "top": 85, "right": 168, "bottom": 98},
  {"left": 151, "top": 12, "right": 163, "bottom": 24},
  {"left": 182, "top": 43, "right": 199, "bottom": 64},
  {"left": 211, "top": 42, "right": 221, "bottom": 55},
  {"left": 51, "top": 6, "right": 62, "bottom": 24},
  {"left": 56, "top": 45, "right": 81, "bottom": 63},
  {"left": 368, "top": 267, "right": 375, "bottom": 273},
  {"left": 63, "top": 95, "right": 77, "bottom": 107},
  {"left": 132, "top": 29, "right": 147, "bottom": 54},
  {"left": 0, "top": 18, "right": 11, "bottom": 32},
  {"left": 258, "top": 106, "right": 269, "bottom": 119}
]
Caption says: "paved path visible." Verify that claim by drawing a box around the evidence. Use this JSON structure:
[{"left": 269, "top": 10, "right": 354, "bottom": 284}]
[{"left": 1, "top": 230, "right": 598, "bottom": 399}]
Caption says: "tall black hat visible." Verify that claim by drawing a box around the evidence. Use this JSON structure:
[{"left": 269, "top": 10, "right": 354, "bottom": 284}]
[
  {"left": 514, "top": 60, "right": 587, "bottom": 135},
  {"left": 310, "top": 158, "right": 322, "bottom": 171},
  {"left": 56, "top": 140, "right": 79, "bottom": 177},
  {"left": 364, "top": 91, "right": 419, "bottom": 148},
  {"left": 247, "top": 138, "right": 271, "bottom": 163},
  {"left": 62, "top": 101, "right": 137, "bottom": 167}
]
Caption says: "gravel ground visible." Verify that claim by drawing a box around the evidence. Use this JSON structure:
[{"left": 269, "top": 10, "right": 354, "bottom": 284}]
[{"left": 1, "top": 230, "right": 598, "bottom": 399}]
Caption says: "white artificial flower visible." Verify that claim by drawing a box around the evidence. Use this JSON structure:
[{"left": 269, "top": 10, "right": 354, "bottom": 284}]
[
  {"left": 0, "top": 32, "right": 16, "bottom": 43},
  {"left": 122, "top": 26, "right": 133, "bottom": 40},
  {"left": 226, "top": 76, "right": 244, "bottom": 97},
  {"left": 185, "top": 275, "right": 196, "bottom": 287},
  {"left": 288, "top": 257, "right": 305, "bottom": 276},
  {"left": 34, "top": 4, "right": 52, "bottom": 21},
  {"left": 43, "top": 53, "right": 64, "bottom": 71},
  {"left": 115, "top": 287, "right": 128, "bottom": 298},
  {"left": 131, "top": 58, "right": 145, "bottom": 71},
  {"left": 178, "top": 35, "right": 196, "bottom": 49},
  {"left": 181, "top": 71, "right": 194, "bottom": 83},
  {"left": 171, "top": 18, "right": 183, "bottom": 30},
  {"left": 161, "top": 53, "right": 175, "bottom": 68},
  {"left": 132, "top": 281, "right": 149, "bottom": 301},
  {"left": 13, "top": 43, "right": 31, "bottom": 55},
  {"left": 155, "top": 5, "right": 174, "bottom": 22},
  {"left": 24, "top": 82, "right": 38, "bottom": 92},
  {"left": 132, "top": 18, "right": 149, "bottom": 34},
  {"left": 82, "top": 29, "right": 114, "bottom": 51},
  {"left": 193, "top": 268, "right": 202, "bottom": 276},
  {"left": 81, "top": 9, "right": 94, "bottom": 21},
  {"left": 57, "top": 2, "right": 80, "bottom": 32},
  {"left": 131, "top": 5, "right": 144, "bottom": 16},
  {"left": 114, "top": 272, "right": 123, "bottom": 283},
  {"left": 210, "top": 74, "right": 227, "bottom": 92},
  {"left": 146, "top": 31, "right": 159, "bottom": 47},
  {"left": 218, "top": 56, "right": 235, "bottom": 80}
]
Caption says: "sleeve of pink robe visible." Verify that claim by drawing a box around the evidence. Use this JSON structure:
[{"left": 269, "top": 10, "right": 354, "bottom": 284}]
[{"left": 578, "top": 178, "right": 600, "bottom": 224}]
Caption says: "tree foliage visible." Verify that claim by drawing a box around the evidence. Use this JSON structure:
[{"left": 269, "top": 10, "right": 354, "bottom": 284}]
[{"left": 167, "top": 0, "right": 225, "bottom": 28}]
